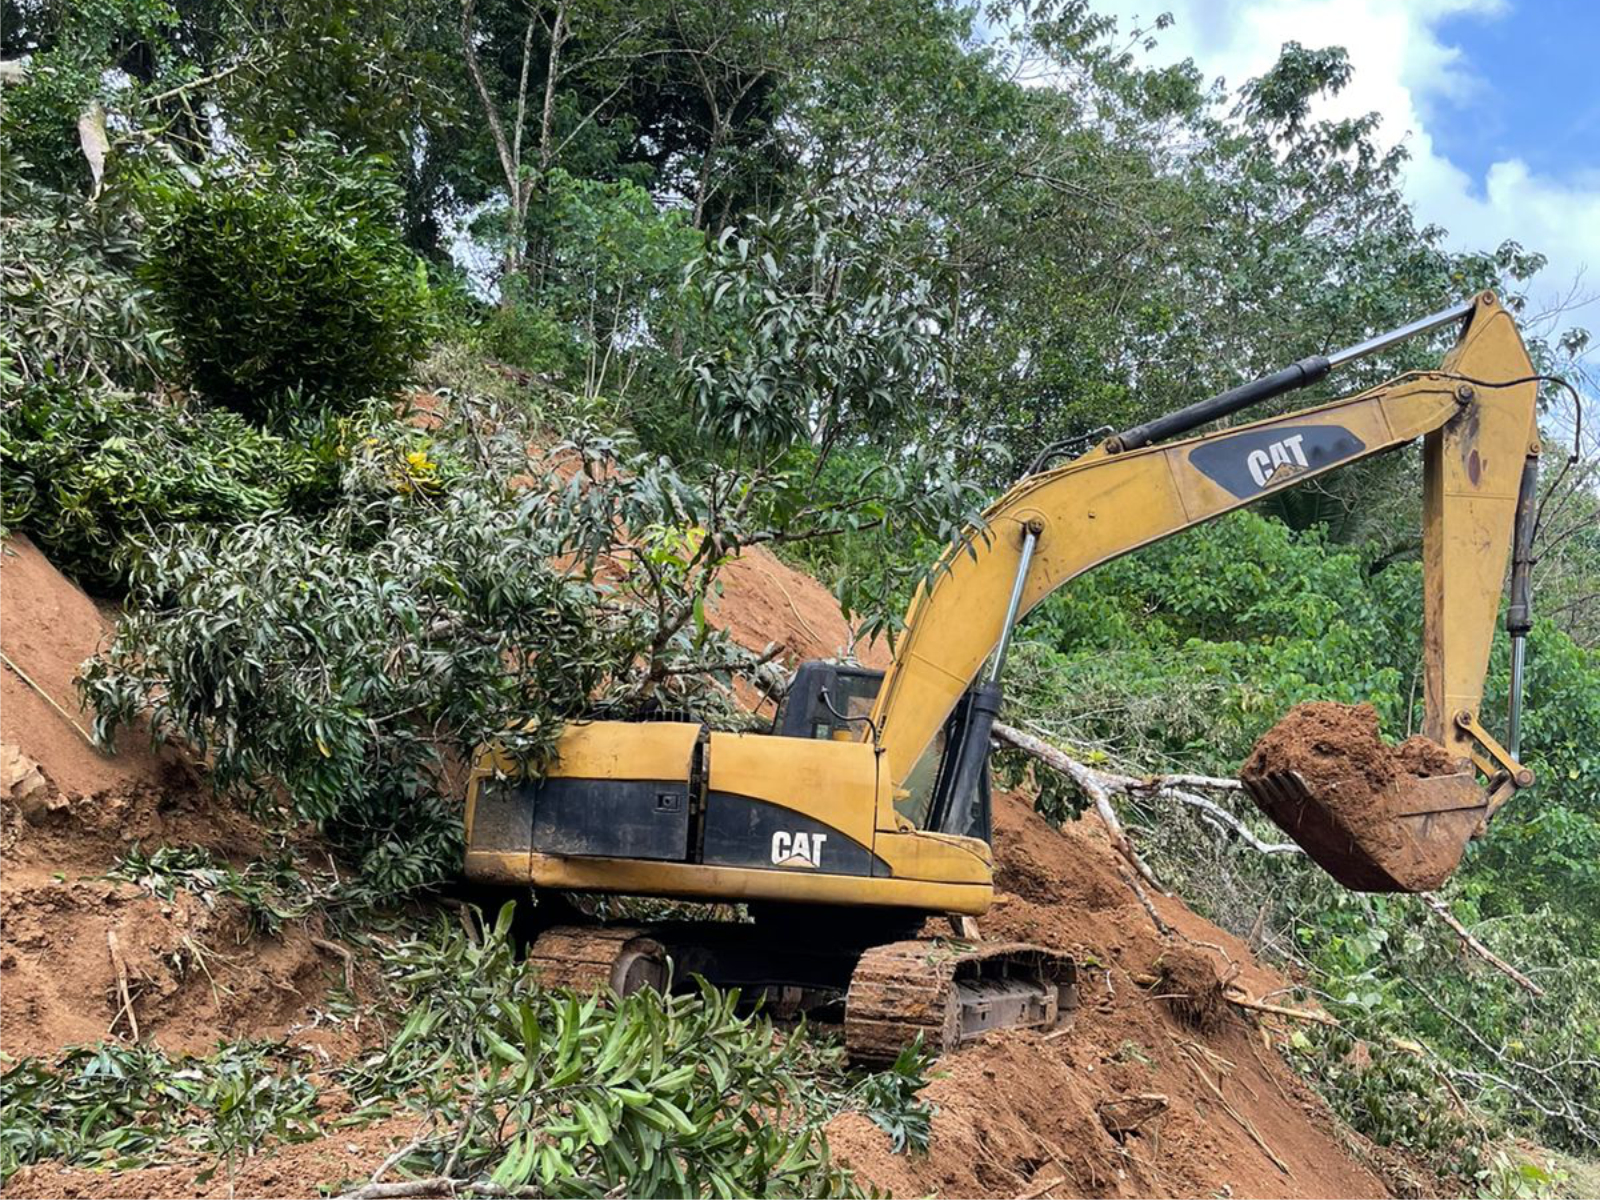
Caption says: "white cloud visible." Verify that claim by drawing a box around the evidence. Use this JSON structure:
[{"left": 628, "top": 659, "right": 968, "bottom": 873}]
[{"left": 1096, "top": 0, "right": 1600, "bottom": 336}]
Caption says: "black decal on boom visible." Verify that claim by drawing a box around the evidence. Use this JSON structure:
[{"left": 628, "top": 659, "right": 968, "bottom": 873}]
[{"left": 1188, "top": 425, "right": 1366, "bottom": 499}]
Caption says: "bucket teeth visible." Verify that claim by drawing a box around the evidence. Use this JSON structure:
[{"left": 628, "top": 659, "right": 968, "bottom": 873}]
[{"left": 1242, "top": 769, "right": 1313, "bottom": 810}]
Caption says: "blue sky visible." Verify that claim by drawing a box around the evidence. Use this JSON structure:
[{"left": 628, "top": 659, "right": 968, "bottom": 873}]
[
  {"left": 1091, "top": 0, "right": 1600, "bottom": 354},
  {"left": 1429, "top": 0, "right": 1599, "bottom": 187}
]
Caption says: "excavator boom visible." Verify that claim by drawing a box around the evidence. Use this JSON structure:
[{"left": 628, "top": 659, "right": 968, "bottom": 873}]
[{"left": 866, "top": 291, "right": 1539, "bottom": 890}]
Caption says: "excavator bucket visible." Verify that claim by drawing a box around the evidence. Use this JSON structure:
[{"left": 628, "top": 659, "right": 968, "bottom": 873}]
[{"left": 1243, "top": 769, "right": 1489, "bottom": 892}]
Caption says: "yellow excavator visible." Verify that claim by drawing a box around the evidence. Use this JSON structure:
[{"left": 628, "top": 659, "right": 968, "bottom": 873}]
[{"left": 464, "top": 291, "right": 1542, "bottom": 1060}]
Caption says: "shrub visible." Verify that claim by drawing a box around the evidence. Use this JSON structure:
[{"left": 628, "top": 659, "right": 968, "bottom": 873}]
[
  {"left": 0, "top": 383, "right": 332, "bottom": 591},
  {"left": 344, "top": 903, "right": 863, "bottom": 1196},
  {"left": 79, "top": 476, "right": 618, "bottom": 892},
  {"left": 141, "top": 140, "right": 433, "bottom": 422},
  {"left": 0, "top": 159, "right": 168, "bottom": 390},
  {"left": 1, "top": 1042, "right": 321, "bottom": 1183}
]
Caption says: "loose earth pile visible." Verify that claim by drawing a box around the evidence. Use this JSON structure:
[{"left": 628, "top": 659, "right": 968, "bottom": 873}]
[{"left": 1242, "top": 701, "right": 1470, "bottom": 890}]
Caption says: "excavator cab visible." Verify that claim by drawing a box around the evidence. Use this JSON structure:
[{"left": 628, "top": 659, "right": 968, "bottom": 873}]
[
  {"left": 774, "top": 662, "right": 884, "bottom": 741},
  {"left": 775, "top": 661, "right": 995, "bottom": 843}
]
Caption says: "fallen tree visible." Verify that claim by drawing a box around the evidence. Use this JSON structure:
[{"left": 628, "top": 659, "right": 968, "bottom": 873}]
[{"left": 991, "top": 721, "right": 1547, "bottom": 1000}]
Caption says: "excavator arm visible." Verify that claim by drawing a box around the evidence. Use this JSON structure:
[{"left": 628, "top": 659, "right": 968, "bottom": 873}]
[
  {"left": 869, "top": 291, "right": 1540, "bottom": 886},
  {"left": 458, "top": 292, "right": 1543, "bottom": 1065}
]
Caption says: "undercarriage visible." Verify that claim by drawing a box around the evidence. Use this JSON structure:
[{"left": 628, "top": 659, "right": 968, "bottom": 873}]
[{"left": 519, "top": 905, "right": 1078, "bottom": 1064}]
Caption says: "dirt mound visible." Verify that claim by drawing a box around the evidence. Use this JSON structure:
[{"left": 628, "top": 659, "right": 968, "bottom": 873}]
[
  {"left": 1, "top": 536, "right": 171, "bottom": 799},
  {"left": 1148, "top": 944, "right": 1229, "bottom": 1030},
  {"left": 828, "top": 789, "right": 1392, "bottom": 1199},
  {"left": 0, "top": 536, "right": 269, "bottom": 874},
  {"left": 1, "top": 536, "right": 357, "bottom": 1062},
  {"left": 1242, "top": 702, "right": 1459, "bottom": 797},
  {"left": 0, "top": 866, "right": 355, "bottom": 1060},
  {"left": 710, "top": 549, "right": 889, "bottom": 670}
]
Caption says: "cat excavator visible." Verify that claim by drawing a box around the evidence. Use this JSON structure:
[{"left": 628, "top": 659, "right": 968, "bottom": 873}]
[{"left": 464, "top": 291, "right": 1542, "bottom": 1061}]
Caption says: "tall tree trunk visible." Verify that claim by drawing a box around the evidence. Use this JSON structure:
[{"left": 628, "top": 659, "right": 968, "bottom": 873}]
[{"left": 461, "top": 0, "right": 543, "bottom": 304}]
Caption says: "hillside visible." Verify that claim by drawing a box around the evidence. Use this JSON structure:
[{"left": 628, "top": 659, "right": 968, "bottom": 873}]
[
  {"left": 3, "top": 529, "right": 1413, "bottom": 1199},
  {"left": 4, "top": 0, "right": 1596, "bottom": 1192}
]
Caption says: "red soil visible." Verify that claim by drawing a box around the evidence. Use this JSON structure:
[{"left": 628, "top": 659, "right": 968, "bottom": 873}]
[
  {"left": 1242, "top": 703, "right": 1459, "bottom": 799},
  {"left": 824, "top": 790, "right": 1397, "bottom": 1199},
  {"left": 1, "top": 536, "right": 362, "bottom": 1063},
  {"left": 710, "top": 547, "right": 890, "bottom": 671},
  {"left": 1241, "top": 702, "right": 1470, "bottom": 890}
]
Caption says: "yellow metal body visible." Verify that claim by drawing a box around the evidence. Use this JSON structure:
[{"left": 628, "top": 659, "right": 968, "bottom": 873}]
[
  {"left": 871, "top": 292, "right": 1536, "bottom": 783},
  {"left": 465, "top": 720, "right": 993, "bottom": 912},
  {"left": 465, "top": 292, "right": 1538, "bottom": 913}
]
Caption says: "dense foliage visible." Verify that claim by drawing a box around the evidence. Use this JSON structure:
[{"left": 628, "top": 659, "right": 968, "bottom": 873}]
[
  {"left": 0, "top": 161, "right": 167, "bottom": 390},
  {"left": 141, "top": 146, "right": 434, "bottom": 421},
  {"left": 0, "top": 1041, "right": 322, "bottom": 1182},
  {"left": 0, "top": 383, "right": 331, "bottom": 589},
  {"left": 344, "top": 903, "right": 868, "bottom": 1197},
  {"left": 0, "top": 901, "right": 934, "bottom": 1193}
]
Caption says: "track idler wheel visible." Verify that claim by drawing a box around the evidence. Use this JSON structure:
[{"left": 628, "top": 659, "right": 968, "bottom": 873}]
[{"left": 526, "top": 925, "right": 669, "bottom": 995}]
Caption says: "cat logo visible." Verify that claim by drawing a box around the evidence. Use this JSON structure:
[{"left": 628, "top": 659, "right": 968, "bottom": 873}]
[
  {"left": 1188, "top": 424, "right": 1366, "bottom": 500},
  {"left": 1246, "top": 434, "right": 1310, "bottom": 487},
  {"left": 771, "top": 831, "right": 827, "bottom": 869}
]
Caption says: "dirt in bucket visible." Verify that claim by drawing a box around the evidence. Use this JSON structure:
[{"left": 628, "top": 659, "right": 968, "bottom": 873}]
[{"left": 1241, "top": 702, "right": 1472, "bottom": 890}]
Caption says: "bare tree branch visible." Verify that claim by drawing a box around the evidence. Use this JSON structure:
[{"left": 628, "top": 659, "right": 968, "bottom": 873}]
[{"left": 1417, "top": 894, "right": 1546, "bottom": 998}]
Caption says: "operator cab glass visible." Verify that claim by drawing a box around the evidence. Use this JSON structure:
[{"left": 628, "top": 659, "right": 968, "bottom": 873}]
[
  {"left": 775, "top": 660, "right": 992, "bottom": 840},
  {"left": 775, "top": 662, "right": 884, "bottom": 741}
]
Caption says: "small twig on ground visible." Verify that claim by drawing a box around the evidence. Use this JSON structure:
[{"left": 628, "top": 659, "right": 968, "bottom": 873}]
[
  {"left": 106, "top": 929, "right": 139, "bottom": 1041},
  {"left": 439, "top": 1099, "right": 481, "bottom": 1180},
  {"left": 1224, "top": 988, "right": 1427, "bottom": 1060},
  {"left": 2, "top": 649, "right": 101, "bottom": 750},
  {"left": 1223, "top": 989, "right": 1340, "bottom": 1028},
  {"left": 1116, "top": 866, "right": 1172, "bottom": 937},
  {"left": 312, "top": 936, "right": 357, "bottom": 992},
  {"left": 334, "top": 1180, "right": 453, "bottom": 1200},
  {"left": 367, "top": 1136, "right": 426, "bottom": 1187},
  {"left": 336, "top": 1180, "right": 568, "bottom": 1200},
  {"left": 1014, "top": 1174, "right": 1067, "bottom": 1200},
  {"left": 1418, "top": 894, "right": 1545, "bottom": 997},
  {"left": 1177, "top": 1042, "right": 1290, "bottom": 1175}
]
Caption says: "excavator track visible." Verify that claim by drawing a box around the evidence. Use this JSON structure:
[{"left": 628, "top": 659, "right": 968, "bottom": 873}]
[
  {"left": 527, "top": 923, "right": 1077, "bottom": 1064},
  {"left": 526, "top": 925, "right": 669, "bottom": 994},
  {"left": 844, "top": 939, "right": 1078, "bottom": 1065}
]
